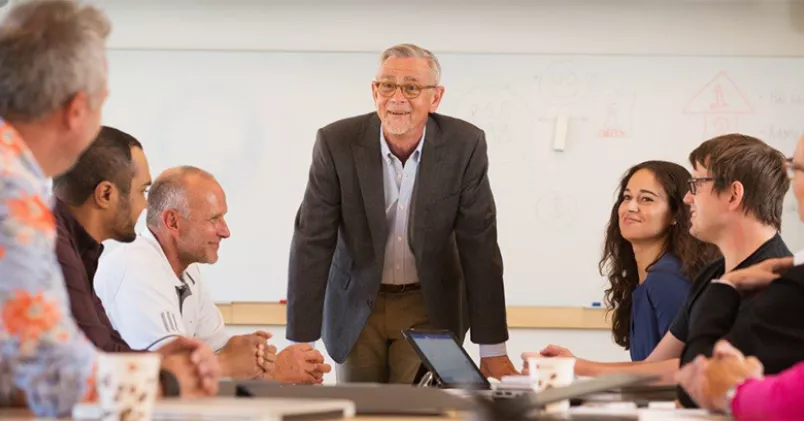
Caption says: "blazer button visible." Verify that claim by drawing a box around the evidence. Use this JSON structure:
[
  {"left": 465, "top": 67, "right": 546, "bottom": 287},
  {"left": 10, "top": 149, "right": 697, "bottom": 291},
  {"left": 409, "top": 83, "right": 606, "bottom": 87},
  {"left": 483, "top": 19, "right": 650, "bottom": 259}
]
[{"left": 366, "top": 299, "right": 373, "bottom": 308}]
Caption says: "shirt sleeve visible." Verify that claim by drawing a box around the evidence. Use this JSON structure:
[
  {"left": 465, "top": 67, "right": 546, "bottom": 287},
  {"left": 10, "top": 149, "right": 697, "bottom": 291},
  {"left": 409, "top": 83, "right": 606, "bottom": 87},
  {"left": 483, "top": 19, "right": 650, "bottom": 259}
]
[
  {"left": 479, "top": 343, "right": 507, "bottom": 358},
  {"left": 732, "top": 361, "right": 804, "bottom": 420},
  {"left": 189, "top": 267, "right": 229, "bottom": 352},
  {"left": 645, "top": 271, "right": 691, "bottom": 337},
  {"left": 100, "top": 262, "right": 188, "bottom": 351},
  {"left": 454, "top": 130, "right": 509, "bottom": 345},
  {"left": 668, "top": 299, "right": 691, "bottom": 343},
  {"left": 683, "top": 282, "right": 742, "bottom": 360},
  {"left": 0, "top": 161, "right": 99, "bottom": 415}
]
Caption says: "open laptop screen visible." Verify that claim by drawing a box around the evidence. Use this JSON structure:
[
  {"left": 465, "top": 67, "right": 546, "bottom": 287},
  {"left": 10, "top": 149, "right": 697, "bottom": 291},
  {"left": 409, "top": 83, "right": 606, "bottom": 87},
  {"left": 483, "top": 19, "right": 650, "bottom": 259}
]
[{"left": 403, "top": 329, "right": 489, "bottom": 388}]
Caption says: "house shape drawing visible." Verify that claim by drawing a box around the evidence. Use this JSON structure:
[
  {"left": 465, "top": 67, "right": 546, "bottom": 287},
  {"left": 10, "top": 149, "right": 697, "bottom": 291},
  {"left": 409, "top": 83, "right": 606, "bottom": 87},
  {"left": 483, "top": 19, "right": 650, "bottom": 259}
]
[{"left": 683, "top": 72, "right": 753, "bottom": 138}]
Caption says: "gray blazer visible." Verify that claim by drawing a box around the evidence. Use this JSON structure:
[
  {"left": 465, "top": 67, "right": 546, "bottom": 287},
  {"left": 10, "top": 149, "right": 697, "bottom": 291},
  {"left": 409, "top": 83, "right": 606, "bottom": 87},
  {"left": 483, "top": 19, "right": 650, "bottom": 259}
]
[{"left": 286, "top": 112, "right": 508, "bottom": 363}]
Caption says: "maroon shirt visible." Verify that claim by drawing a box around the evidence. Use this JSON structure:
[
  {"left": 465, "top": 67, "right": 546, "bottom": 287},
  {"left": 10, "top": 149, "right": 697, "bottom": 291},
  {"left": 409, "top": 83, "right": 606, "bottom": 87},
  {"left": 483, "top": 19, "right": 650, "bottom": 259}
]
[{"left": 54, "top": 199, "right": 133, "bottom": 352}]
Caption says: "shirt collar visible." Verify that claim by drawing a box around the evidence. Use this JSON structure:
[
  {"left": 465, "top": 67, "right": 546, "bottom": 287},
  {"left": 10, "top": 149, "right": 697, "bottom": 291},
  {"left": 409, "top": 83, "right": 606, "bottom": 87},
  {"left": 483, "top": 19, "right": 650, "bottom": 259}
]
[
  {"left": 140, "top": 227, "right": 190, "bottom": 287},
  {"left": 54, "top": 198, "right": 103, "bottom": 258},
  {"left": 379, "top": 126, "right": 426, "bottom": 164},
  {"left": 738, "top": 233, "right": 789, "bottom": 269}
]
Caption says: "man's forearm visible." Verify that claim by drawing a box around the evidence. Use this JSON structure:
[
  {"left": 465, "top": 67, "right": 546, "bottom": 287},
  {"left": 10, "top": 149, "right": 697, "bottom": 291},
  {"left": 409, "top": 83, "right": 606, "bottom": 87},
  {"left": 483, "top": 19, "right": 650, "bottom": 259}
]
[
  {"left": 579, "top": 358, "right": 679, "bottom": 384},
  {"left": 216, "top": 350, "right": 235, "bottom": 378}
]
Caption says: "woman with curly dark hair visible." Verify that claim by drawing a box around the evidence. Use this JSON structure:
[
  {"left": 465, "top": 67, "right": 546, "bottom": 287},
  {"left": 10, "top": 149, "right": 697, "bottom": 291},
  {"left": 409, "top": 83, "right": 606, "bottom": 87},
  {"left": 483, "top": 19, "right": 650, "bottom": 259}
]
[{"left": 601, "top": 160, "right": 718, "bottom": 361}]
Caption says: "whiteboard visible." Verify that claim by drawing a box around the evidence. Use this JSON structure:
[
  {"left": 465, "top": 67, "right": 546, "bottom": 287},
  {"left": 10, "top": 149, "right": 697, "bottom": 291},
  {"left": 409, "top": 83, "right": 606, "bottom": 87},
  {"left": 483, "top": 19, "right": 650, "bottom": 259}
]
[{"left": 101, "top": 49, "right": 804, "bottom": 307}]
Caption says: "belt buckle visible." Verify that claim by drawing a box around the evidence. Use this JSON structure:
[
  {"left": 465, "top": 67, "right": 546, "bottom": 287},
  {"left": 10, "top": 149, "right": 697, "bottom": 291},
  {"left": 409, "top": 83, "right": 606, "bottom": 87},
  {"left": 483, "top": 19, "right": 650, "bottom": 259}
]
[{"left": 399, "top": 284, "right": 408, "bottom": 293}]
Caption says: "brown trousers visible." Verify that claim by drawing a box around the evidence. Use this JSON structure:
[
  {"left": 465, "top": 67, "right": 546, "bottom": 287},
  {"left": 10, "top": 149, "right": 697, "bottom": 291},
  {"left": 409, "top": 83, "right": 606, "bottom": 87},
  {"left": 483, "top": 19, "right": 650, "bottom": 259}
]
[{"left": 336, "top": 289, "right": 431, "bottom": 384}]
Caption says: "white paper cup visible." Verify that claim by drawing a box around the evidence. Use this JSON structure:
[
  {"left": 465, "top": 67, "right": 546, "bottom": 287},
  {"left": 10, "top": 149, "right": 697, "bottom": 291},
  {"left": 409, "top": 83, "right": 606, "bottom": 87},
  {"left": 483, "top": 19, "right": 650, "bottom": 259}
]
[
  {"left": 96, "top": 353, "right": 161, "bottom": 421},
  {"left": 527, "top": 357, "right": 576, "bottom": 412}
]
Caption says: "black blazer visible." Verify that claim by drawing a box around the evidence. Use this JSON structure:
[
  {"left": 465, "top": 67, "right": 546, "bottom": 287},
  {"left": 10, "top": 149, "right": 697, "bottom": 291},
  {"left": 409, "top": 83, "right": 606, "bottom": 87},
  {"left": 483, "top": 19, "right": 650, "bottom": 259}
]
[{"left": 286, "top": 112, "right": 509, "bottom": 363}]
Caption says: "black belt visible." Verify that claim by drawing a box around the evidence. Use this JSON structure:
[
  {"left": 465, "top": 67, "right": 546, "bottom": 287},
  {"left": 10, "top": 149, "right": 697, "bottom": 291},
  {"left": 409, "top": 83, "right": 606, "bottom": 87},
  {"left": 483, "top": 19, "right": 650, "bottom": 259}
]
[{"left": 379, "top": 283, "right": 421, "bottom": 294}]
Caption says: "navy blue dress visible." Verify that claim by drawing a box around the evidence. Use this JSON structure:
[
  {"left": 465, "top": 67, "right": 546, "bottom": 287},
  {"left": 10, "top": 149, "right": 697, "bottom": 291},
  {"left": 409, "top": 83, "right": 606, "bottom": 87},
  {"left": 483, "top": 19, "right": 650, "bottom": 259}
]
[{"left": 629, "top": 253, "right": 690, "bottom": 361}]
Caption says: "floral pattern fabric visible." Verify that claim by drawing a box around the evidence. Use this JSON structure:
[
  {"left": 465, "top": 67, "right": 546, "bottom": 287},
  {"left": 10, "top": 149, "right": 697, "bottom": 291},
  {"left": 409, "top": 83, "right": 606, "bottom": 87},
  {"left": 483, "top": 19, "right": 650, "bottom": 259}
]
[{"left": 0, "top": 119, "right": 98, "bottom": 417}]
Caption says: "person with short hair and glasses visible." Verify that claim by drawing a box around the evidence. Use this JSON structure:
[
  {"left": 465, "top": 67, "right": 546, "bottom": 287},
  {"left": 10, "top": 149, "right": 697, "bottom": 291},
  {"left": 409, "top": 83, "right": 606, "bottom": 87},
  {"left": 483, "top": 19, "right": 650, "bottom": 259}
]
[
  {"left": 525, "top": 161, "right": 718, "bottom": 371},
  {"left": 534, "top": 134, "right": 793, "bottom": 398},
  {"left": 677, "top": 134, "right": 804, "bottom": 419},
  {"left": 287, "top": 43, "right": 517, "bottom": 383}
]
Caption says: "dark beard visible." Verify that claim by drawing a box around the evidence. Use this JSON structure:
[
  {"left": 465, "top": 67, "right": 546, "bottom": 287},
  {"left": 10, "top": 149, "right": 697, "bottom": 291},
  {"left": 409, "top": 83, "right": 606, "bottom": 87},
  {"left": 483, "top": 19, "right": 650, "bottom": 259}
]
[
  {"left": 115, "top": 225, "right": 137, "bottom": 243},
  {"left": 112, "top": 197, "right": 138, "bottom": 243}
]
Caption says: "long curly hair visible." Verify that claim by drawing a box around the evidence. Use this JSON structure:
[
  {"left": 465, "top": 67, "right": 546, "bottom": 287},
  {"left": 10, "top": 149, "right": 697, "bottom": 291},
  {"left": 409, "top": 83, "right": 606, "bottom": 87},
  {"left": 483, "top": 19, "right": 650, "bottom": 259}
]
[{"left": 600, "top": 161, "right": 719, "bottom": 350}]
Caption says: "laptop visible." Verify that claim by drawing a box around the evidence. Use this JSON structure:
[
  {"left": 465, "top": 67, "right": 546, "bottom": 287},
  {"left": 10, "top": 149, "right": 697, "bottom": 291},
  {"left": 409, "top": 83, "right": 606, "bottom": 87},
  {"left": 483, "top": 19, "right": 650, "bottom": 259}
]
[
  {"left": 401, "top": 328, "right": 530, "bottom": 396},
  {"left": 402, "top": 329, "right": 658, "bottom": 401},
  {"left": 73, "top": 396, "right": 355, "bottom": 420}
]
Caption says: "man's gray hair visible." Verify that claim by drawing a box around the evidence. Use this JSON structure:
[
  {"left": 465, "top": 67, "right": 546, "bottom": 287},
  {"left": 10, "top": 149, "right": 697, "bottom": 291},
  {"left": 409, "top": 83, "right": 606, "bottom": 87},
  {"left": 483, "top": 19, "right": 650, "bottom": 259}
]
[
  {"left": 380, "top": 43, "right": 442, "bottom": 84},
  {"left": 146, "top": 166, "right": 215, "bottom": 228},
  {"left": 0, "top": 0, "right": 110, "bottom": 121}
]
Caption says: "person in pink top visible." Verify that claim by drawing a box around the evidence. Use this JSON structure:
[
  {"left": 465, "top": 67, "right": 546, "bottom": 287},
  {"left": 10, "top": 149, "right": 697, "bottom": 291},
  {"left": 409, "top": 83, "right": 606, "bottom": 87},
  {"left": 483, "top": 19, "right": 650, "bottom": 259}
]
[
  {"left": 677, "top": 339, "right": 804, "bottom": 420},
  {"left": 677, "top": 133, "right": 804, "bottom": 419}
]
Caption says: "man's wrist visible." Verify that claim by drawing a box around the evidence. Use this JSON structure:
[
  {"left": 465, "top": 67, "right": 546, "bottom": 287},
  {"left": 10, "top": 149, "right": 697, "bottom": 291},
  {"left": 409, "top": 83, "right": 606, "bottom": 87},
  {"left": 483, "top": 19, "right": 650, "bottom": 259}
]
[
  {"left": 479, "top": 342, "right": 507, "bottom": 358},
  {"left": 216, "top": 350, "right": 233, "bottom": 378}
]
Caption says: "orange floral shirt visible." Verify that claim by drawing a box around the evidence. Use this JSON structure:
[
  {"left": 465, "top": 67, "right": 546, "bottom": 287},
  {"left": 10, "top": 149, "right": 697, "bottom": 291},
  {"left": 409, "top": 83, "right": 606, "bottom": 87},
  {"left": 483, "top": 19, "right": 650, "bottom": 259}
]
[{"left": 0, "top": 119, "right": 98, "bottom": 416}]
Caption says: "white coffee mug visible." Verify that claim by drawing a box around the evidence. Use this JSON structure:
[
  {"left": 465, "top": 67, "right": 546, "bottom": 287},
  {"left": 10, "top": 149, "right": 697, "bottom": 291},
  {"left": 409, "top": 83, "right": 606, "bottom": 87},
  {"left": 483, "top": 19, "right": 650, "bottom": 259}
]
[
  {"left": 527, "top": 357, "right": 576, "bottom": 412},
  {"left": 96, "top": 353, "right": 161, "bottom": 421}
]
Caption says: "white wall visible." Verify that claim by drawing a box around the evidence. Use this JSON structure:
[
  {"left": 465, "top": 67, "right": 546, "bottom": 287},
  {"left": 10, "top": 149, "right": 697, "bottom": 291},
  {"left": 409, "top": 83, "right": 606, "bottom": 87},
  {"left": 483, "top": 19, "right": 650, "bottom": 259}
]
[
  {"left": 94, "top": 0, "right": 804, "bottom": 56},
  {"left": 89, "top": 0, "right": 802, "bottom": 376}
]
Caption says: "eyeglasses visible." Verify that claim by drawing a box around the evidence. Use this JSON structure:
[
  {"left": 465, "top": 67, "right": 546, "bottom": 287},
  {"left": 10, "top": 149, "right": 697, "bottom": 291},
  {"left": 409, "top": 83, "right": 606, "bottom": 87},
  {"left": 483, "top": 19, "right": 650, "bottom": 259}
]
[
  {"left": 687, "top": 177, "right": 715, "bottom": 195},
  {"left": 784, "top": 157, "right": 804, "bottom": 180},
  {"left": 373, "top": 81, "right": 438, "bottom": 99}
]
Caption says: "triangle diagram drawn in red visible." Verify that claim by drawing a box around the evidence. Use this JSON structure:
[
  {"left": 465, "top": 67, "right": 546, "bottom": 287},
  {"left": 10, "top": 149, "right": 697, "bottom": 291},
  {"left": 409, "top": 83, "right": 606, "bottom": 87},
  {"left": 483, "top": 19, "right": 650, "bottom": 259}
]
[{"left": 683, "top": 72, "right": 753, "bottom": 114}]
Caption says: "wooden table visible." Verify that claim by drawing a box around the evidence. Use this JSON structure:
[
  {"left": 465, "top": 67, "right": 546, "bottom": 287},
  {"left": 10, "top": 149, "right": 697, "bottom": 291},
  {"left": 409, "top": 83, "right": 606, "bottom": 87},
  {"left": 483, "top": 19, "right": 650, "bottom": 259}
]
[
  {"left": 0, "top": 406, "right": 730, "bottom": 420},
  {"left": 0, "top": 408, "right": 462, "bottom": 420}
]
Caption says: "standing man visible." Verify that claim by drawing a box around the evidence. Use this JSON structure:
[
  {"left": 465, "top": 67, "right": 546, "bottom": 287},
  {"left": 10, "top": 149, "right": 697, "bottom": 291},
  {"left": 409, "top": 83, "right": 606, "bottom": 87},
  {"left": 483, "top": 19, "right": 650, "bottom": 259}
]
[{"left": 287, "top": 43, "right": 516, "bottom": 383}]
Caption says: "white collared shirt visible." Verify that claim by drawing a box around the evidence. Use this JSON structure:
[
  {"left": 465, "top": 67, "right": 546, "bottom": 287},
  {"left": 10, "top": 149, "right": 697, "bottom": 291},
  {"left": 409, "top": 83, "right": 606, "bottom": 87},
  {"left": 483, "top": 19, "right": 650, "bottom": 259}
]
[
  {"left": 94, "top": 228, "right": 229, "bottom": 351},
  {"left": 379, "top": 127, "right": 424, "bottom": 285}
]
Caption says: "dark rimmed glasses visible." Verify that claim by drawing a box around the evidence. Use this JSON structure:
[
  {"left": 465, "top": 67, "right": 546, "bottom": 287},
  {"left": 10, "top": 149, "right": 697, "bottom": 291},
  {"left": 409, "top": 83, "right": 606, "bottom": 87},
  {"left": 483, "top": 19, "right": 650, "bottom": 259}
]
[
  {"left": 785, "top": 157, "right": 804, "bottom": 180},
  {"left": 687, "top": 177, "right": 715, "bottom": 195},
  {"left": 372, "top": 81, "right": 438, "bottom": 99}
]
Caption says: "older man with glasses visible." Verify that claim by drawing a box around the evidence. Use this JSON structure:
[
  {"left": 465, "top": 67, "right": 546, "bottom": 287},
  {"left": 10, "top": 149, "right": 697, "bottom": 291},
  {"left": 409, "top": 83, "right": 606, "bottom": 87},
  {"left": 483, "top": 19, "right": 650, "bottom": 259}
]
[{"left": 286, "top": 43, "right": 517, "bottom": 384}]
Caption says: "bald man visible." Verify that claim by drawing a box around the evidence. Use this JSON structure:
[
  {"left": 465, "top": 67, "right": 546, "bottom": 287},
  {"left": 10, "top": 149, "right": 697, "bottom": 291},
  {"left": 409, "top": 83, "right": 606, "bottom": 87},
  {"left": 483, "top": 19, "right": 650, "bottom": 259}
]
[{"left": 95, "top": 166, "right": 330, "bottom": 383}]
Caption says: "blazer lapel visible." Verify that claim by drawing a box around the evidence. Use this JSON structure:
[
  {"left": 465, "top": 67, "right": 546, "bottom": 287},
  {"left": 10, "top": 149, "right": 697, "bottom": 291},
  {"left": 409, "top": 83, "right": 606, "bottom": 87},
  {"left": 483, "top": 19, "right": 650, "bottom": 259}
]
[
  {"left": 409, "top": 116, "right": 446, "bottom": 256},
  {"left": 353, "top": 114, "right": 388, "bottom": 269}
]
